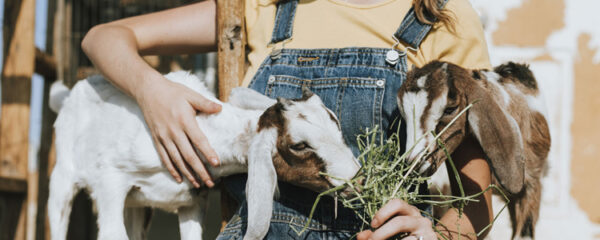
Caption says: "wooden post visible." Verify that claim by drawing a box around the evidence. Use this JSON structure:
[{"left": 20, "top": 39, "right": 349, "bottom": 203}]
[
  {"left": 33, "top": 48, "right": 57, "bottom": 240},
  {"left": 0, "top": 0, "right": 36, "bottom": 239},
  {"left": 216, "top": 0, "right": 246, "bottom": 230},
  {"left": 216, "top": 0, "right": 245, "bottom": 101}
]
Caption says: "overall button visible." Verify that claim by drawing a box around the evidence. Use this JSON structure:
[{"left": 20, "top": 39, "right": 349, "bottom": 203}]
[
  {"left": 268, "top": 75, "right": 276, "bottom": 83},
  {"left": 376, "top": 79, "right": 385, "bottom": 87},
  {"left": 385, "top": 50, "right": 399, "bottom": 65}
]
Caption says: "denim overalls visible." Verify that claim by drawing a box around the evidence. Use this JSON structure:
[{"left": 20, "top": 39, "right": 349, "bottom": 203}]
[{"left": 218, "top": 1, "right": 445, "bottom": 239}]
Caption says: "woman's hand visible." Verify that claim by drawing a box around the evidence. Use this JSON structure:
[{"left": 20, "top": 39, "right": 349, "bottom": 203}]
[
  {"left": 136, "top": 78, "right": 222, "bottom": 188},
  {"left": 357, "top": 199, "right": 437, "bottom": 240}
]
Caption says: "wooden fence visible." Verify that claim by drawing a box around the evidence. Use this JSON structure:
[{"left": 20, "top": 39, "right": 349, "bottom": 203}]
[{"left": 0, "top": 0, "right": 245, "bottom": 239}]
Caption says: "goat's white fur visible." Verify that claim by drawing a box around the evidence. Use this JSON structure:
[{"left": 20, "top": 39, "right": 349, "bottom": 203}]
[{"left": 47, "top": 71, "right": 358, "bottom": 240}]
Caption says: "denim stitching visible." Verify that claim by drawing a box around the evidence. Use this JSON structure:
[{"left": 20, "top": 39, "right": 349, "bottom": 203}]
[
  {"left": 286, "top": 0, "right": 297, "bottom": 41},
  {"left": 268, "top": 63, "right": 402, "bottom": 71},
  {"left": 270, "top": 1, "right": 283, "bottom": 44},
  {"left": 272, "top": 75, "right": 385, "bottom": 87},
  {"left": 336, "top": 83, "right": 345, "bottom": 122}
]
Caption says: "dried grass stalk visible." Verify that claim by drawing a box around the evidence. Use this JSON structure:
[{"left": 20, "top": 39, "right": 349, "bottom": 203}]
[{"left": 294, "top": 103, "right": 509, "bottom": 239}]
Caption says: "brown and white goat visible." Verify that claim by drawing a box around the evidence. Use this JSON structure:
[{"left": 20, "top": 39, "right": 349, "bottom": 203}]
[
  {"left": 47, "top": 72, "right": 360, "bottom": 240},
  {"left": 397, "top": 61, "right": 551, "bottom": 239}
]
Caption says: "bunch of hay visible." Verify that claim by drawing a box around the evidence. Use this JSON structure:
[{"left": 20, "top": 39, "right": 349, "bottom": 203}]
[{"left": 296, "top": 103, "right": 507, "bottom": 239}]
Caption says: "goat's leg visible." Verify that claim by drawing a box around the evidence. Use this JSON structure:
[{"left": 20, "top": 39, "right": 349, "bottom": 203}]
[
  {"left": 125, "top": 207, "right": 153, "bottom": 240},
  {"left": 508, "top": 180, "right": 541, "bottom": 240},
  {"left": 178, "top": 195, "right": 208, "bottom": 240},
  {"left": 94, "top": 180, "right": 130, "bottom": 240},
  {"left": 47, "top": 167, "right": 79, "bottom": 240}
]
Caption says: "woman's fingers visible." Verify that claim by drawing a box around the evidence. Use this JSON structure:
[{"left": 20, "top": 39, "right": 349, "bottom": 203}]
[
  {"left": 356, "top": 230, "right": 373, "bottom": 240},
  {"left": 153, "top": 135, "right": 182, "bottom": 182},
  {"left": 162, "top": 136, "right": 200, "bottom": 188},
  {"left": 174, "top": 129, "right": 214, "bottom": 187},
  {"left": 369, "top": 216, "right": 433, "bottom": 240},
  {"left": 371, "top": 199, "right": 421, "bottom": 228},
  {"left": 184, "top": 117, "right": 220, "bottom": 167},
  {"left": 187, "top": 91, "right": 222, "bottom": 114}
]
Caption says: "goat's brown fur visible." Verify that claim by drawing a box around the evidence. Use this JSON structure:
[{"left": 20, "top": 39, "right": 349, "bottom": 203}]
[
  {"left": 257, "top": 98, "right": 332, "bottom": 193},
  {"left": 398, "top": 60, "right": 551, "bottom": 239}
]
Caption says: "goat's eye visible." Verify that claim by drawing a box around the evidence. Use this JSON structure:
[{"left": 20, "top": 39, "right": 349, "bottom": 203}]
[
  {"left": 443, "top": 106, "right": 457, "bottom": 115},
  {"left": 290, "top": 142, "right": 309, "bottom": 151}
]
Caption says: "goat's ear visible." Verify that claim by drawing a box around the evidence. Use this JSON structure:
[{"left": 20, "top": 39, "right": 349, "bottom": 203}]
[
  {"left": 228, "top": 87, "right": 276, "bottom": 110},
  {"left": 244, "top": 128, "right": 278, "bottom": 239},
  {"left": 467, "top": 83, "right": 525, "bottom": 194}
]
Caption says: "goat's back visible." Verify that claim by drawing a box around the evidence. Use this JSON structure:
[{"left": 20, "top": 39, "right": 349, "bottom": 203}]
[{"left": 53, "top": 72, "right": 216, "bottom": 179}]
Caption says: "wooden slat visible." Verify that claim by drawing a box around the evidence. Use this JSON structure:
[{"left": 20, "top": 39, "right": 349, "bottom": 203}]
[
  {"left": 0, "top": 0, "right": 36, "bottom": 181},
  {"left": 216, "top": 0, "right": 245, "bottom": 102},
  {"left": 217, "top": 0, "right": 246, "bottom": 230},
  {"left": 1, "top": 0, "right": 36, "bottom": 239},
  {"left": 34, "top": 48, "right": 57, "bottom": 80},
  {"left": 0, "top": 177, "right": 27, "bottom": 193}
]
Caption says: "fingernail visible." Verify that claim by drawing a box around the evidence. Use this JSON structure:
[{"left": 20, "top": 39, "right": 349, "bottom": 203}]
[
  {"left": 206, "top": 180, "right": 214, "bottom": 188},
  {"left": 176, "top": 177, "right": 182, "bottom": 183},
  {"left": 371, "top": 219, "right": 378, "bottom": 227},
  {"left": 211, "top": 158, "right": 220, "bottom": 166}
]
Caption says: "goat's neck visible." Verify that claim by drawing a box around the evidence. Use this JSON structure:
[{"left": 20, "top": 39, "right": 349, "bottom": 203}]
[{"left": 200, "top": 105, "right": 263, "bottom": 178}]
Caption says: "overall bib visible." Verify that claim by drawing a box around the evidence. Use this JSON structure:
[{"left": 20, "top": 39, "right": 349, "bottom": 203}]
[{"left": 218, "top": 1, "right": 445, "bottom": 239}]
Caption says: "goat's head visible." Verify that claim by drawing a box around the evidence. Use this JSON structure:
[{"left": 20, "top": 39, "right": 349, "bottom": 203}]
[
  {"left": 397, "top": 61, "right": 525, "bottom": 195},
  {"left": 236, "top": 88, "right": 360, "bottom": 239}
]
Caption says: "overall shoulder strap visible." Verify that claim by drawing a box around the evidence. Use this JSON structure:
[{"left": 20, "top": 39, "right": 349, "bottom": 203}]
[
  {"left": 394, "top": 0, "right": 450, "bottom": 49},
  {"left": 270, "top": 0, "right": 298, "bottom": 45}
]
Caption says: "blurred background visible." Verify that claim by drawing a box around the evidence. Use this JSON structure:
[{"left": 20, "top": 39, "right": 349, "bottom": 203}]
[{"left": 0, "top": 0, "right": 598, "bottom": 239}]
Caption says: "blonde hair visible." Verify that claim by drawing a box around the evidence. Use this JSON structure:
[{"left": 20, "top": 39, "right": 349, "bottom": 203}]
[{"left": 413, "top": 0, "right": 455, "bottom": 31}]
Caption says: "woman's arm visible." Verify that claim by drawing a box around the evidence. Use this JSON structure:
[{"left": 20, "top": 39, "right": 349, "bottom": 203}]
[
  {"left": 435, "top": 136, "right": 493, "bottom": 239},
  {"left": 81, "top": 0, "right": 221, "bottom": 188}
]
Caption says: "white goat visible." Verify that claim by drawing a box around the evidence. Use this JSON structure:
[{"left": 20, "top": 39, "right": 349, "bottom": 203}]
[
  {"left": 47, "top": 71, "right": 360, "bottom": 240},
  {"left": 397, "top": 61, "right": 551, "bottom": 240}
]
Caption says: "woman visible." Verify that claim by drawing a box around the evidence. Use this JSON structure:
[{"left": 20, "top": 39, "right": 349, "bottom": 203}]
[{"left": 82, "top": 0, "right": 493, "bottom": 239}]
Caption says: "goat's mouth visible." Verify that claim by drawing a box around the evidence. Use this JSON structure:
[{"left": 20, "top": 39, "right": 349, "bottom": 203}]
[{"left": 416, "top": 149, "right": 444, "bottom": 176}]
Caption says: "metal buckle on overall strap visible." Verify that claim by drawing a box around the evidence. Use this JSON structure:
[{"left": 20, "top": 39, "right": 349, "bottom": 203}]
[
  {"left": 269, "top": 38, "right": 291, "bottom": 60},
  {"left": 385, "top": 35, "right": 414, "bottom": 66}
]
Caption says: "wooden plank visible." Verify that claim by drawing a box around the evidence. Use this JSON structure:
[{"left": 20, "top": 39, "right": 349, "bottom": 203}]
[
  {"left": 216, "top": 0, "right": 245, "bottom": 102},
  {"left": 34, "top": 49, "right": 57, "bottom": 80},
  {"left": 0, "top": 0, "right": 36, "bottom": 181},
  {"left": 217, "top": 0, "right": 246, "bottom": 229},
  {"left": 0, "top": 178, "right": 27, "bottom": 193},
  {"left": 34, "top": 73, "right": 57, "bottom": 240},
  {"left": 25, "top": 172, "right": 38, "bottom": 240},
  {"left": 1, "top": 0, "right": 37, "bottom": 239}
]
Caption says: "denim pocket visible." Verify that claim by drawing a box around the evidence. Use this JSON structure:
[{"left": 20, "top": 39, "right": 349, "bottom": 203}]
[
  {"left": 216, "top": 215, "right": 244, "bottom": 240},
  {"left": 265, "top": 75, "right": 385, "bottom": 155}
]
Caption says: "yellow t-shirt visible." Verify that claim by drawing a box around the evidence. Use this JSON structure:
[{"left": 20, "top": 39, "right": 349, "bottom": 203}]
[{"left": 242, "top": 0, "right": 491, "bottom": 87}]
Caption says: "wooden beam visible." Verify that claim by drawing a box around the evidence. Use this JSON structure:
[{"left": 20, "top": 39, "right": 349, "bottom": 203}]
[
  {"left": 216, "top": 0, "right": 245, "bottom": 102},
  {"left": 34, "top": 69, "right": 57, "bottom": 240},
  {"left": 0, "top": 0, "right": 36, "bottom": 181},
  {"left": 34, "top": 48, "right": 57, "bottom": 80},
  {"left": 216, "top": 0, "right": 246, "bottom": 230},
  {"left": 1, "top": 0, "right": 36, "bottom": 239},
  {"left": 0, "top": 178, "right": 27, "bottom": 193}
]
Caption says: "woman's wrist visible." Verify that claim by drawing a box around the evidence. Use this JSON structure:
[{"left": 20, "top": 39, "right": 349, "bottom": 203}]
[{"left": 131, "top": 70, "right": 168, "bottom": 104}]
